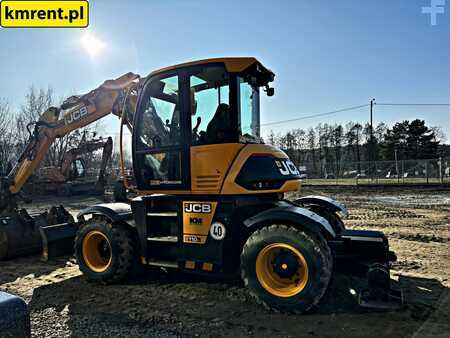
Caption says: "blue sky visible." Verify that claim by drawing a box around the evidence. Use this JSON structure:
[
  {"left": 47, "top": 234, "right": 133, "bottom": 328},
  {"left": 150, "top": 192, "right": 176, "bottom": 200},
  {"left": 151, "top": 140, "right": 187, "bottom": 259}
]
[{"left": 0, "top": 0, "right": 449, "bottom": 139}]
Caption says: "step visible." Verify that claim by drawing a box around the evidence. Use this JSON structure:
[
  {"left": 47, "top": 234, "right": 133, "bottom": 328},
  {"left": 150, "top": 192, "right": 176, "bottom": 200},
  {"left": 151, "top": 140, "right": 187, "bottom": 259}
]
[
  {"left": 147, "top": 259, "right": 178, "bottom": 268},
  {"left": 147, "top": 236, "right": 178, "bottom": 243},
  {"left": 147, "top": 212, "right": 177, "bottom": 217}
]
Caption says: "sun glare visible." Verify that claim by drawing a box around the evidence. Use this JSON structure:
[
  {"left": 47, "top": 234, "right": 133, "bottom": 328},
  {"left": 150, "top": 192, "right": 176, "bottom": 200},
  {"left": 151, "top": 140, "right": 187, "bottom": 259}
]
[{"left": 80, "top": 32, "right": 106, "bottom": 58}]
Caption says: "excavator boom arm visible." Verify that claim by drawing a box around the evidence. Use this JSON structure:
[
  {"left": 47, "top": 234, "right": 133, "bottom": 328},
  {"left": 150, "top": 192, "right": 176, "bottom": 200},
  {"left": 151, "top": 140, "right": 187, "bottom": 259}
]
[{"left": 7, "top": 72, "right": 140, "bottom": 196}]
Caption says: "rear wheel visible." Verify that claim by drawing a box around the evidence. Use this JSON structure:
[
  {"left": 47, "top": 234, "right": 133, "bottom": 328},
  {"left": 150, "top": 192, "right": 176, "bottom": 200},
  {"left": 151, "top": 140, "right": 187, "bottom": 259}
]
[
  {"left": 241, "top": 224, "right": 332, "bottom": 313},
  {"left": 74, "top": 218, "right": 135, "bottom": 283}
]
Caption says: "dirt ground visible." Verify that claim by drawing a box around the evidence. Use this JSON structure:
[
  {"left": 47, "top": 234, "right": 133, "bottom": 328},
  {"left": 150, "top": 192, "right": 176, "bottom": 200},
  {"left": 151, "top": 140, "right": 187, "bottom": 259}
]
[{"left": 1, "top": 188, "right": 449, "bottom": 337}]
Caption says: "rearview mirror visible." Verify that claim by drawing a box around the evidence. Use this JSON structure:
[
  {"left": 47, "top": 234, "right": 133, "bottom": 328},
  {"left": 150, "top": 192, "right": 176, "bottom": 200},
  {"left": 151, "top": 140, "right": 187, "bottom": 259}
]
[{"left": 265, "top": 86, "right": 274, "bottom": 97}]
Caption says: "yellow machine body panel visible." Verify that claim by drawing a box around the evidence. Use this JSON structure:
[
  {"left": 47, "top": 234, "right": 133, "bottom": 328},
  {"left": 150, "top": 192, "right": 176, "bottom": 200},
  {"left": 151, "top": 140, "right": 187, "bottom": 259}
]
[
  {"left": 136, "top": 143, "right": 300, "bottom": 196},
  {"left": 221, "top": 144, "right": 301, "bottom": 194},
  {"left": 190, "top": 143, "right": 245, "bottom": 194},
  {"left": 150, "top": 57, "right": 273, "bottom": 77},
  {"left": 136, "top": 143, "right": 242, "bottom": 196}
]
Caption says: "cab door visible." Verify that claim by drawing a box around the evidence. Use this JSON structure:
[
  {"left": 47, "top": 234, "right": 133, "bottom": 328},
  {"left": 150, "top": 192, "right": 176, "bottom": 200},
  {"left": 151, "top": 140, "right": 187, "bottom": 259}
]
[
  {"left": 132, "top": 72, "right": 191, "bottom": 191},
  {"left": 186, "top": 64, "right": 242, "bottom": 194}
]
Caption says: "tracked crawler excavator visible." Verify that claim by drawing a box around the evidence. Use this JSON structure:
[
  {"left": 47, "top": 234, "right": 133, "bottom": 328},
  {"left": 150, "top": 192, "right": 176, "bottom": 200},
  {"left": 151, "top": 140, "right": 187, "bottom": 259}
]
[
  {"left": 31, "top": 136, "right": 113, "bottom": 196},
  {"left": 0, "top": 58, "right": 402, "bottom": 312}
]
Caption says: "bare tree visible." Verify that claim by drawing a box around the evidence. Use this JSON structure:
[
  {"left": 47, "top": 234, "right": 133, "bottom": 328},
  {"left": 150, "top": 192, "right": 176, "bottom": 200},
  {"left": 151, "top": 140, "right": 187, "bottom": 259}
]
[
  {"left": 266, "top": 130, "right": 276, "bottom": 145},
  {"left": 331, "top": 124, "right": 343, "bottom": 176},
  {"left": 15, "top": 86, "right": 54, "bottom": 150},
  {"left": 430, "top": 126, "right": 446, "bottom": 144},
  {"left": 345, "top": 122, "right": 363, "bottom": 172},
  {"left": 306, "top": 128, "right": 317, "bottom": 176},
  {"left": 0, "top": 99, "right": 14, "bottom": 175},
  {"left": 15, "top": 87, "right": 103, "bottom": 169},
  {"left": 375, "top": 122, "right": 388, "bottom": 144},
  {"left": 317, "top": 124, "right": 332, "bottom": 177}
]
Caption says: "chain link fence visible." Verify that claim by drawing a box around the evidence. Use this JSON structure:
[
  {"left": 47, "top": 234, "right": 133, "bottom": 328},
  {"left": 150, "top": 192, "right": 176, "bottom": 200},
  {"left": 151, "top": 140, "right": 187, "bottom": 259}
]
[{"left": 297, "top": 157, "right": 450, "bottom": 185}]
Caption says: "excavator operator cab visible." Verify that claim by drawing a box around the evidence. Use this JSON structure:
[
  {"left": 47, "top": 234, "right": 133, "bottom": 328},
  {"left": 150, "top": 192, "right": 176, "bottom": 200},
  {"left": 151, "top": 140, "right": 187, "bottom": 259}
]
[
  {"left": 70, "top": 158, "right": 86, "bottom": 180},
  {"left": 132, "top": 58, "right": 275, "bottom": 193}
]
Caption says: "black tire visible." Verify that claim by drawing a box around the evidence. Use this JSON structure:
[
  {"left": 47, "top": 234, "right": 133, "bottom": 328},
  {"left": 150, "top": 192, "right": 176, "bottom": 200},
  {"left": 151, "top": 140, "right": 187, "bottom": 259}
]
[
  {"left": 113, "top": 180, "right": 127, "bottom": 202},
  {"left": 241, "top": 224, "right": 332, "bottom": 313},
  {"left": 74, "top": 218, "right": 135, "bottom": 283}
]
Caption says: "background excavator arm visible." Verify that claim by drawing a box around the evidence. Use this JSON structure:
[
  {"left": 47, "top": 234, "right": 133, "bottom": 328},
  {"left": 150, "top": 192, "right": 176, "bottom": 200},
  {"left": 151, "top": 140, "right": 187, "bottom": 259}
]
[{"left": 4, "top": 72, "right": 140, "bottom": 203}]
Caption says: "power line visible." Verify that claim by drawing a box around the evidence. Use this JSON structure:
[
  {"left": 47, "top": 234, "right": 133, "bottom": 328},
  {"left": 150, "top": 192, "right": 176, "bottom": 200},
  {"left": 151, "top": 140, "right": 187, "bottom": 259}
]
[
  {"left": 260, "top": 104, "right": 369, "bottom": 127},
  {"left": 377, "top": 103, "right": 450, "bottom": 106},
  {"left": 101, "top": 101, "right": 450, "bottom": 133}
]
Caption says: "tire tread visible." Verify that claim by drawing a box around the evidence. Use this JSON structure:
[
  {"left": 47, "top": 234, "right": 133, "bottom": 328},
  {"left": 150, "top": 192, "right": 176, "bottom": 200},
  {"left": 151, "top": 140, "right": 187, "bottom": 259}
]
[
  {"left": 241, "top": 224, "right": 332, "bottom": 313},
  {"left": 74, "top": 217, "right": 134, "bottom": 284}
]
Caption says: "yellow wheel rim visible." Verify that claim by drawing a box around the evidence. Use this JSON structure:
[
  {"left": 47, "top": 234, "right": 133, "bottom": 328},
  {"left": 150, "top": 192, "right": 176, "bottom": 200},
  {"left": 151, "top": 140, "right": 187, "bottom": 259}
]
[
  {"left": 82, "top": 230, "right": 112, "bottom": 273},
  {"left": 256, "top": 243, "right": 309, "bottom": 298}
]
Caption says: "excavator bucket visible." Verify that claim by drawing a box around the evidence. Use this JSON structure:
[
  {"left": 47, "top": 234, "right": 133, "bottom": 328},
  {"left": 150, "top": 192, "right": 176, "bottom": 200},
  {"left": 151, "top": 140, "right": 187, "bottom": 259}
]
[
  {"left": 0, "top": 206, "right": 77, "bottom": 261},
  {"left": 39, "top": 222, "right": 78, "bottom": 260}
]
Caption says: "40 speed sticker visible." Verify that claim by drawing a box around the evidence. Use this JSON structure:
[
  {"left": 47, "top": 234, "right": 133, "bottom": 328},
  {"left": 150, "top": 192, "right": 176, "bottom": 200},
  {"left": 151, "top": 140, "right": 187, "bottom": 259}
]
[{"left": 210, "top": 222, "right": 226, "bottom": 240}]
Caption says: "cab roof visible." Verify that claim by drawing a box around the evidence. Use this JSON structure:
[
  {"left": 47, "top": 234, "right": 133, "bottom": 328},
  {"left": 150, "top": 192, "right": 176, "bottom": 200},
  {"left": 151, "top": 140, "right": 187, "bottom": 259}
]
[{"left": 149, "top": 57, "right": 274, "bottom": 78}]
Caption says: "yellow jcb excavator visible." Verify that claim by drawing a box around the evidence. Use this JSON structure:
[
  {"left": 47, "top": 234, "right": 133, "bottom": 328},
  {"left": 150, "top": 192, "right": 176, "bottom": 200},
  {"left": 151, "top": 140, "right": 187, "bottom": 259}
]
[{"left": 0, "top": 58, "right": 402, "bottom": 313}]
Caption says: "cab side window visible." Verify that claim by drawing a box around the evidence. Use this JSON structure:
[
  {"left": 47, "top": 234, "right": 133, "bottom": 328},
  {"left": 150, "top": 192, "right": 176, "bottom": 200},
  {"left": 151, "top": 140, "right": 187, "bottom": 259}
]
[
  {"left": 137, "top": 75, "right": 181, "bottom": 149},
  {"left": 71, "top": 159, "right": 85, "bottom": 178}
]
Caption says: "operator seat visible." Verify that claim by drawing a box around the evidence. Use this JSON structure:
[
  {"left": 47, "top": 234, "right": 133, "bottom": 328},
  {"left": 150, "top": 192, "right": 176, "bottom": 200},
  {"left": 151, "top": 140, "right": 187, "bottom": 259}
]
[{"left": 205, "top": 103, "right": 234, "bottom": 144}]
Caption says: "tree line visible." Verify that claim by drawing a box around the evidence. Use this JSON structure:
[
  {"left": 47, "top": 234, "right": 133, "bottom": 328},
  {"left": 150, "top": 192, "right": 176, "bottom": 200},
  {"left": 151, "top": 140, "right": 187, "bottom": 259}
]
[
  {"left": 0, "top": 87, "right": 102, "bottom": 176},
  {"left": 266, "top": 120, "right": 447, "bottom": 178},
  {"left": 1, "top": 87, "right": 448, "bottom": 180}
]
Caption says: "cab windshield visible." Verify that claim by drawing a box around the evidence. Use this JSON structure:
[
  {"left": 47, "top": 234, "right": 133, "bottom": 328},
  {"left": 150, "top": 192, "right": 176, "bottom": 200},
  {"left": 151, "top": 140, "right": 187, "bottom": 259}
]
[{"left": 239, "top": 77, "right": 261, "bottom": 143}]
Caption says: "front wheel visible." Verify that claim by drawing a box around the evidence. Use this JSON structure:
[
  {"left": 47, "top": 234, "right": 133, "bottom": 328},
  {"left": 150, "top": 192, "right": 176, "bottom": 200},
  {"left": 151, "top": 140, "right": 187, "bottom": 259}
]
[
  {"left": 74, "top": 218, "right": 135, "bottom": 283},
  {"left": 241, "top": 224, "right": 332, "bottom": 313}
]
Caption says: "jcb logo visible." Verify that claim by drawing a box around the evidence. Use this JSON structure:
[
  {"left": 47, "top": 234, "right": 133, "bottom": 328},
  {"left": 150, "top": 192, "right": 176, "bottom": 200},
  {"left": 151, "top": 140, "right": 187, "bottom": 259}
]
[
  {"left": 65, "top": 105, "right": 88, "bottom": 125},
  {"left": 184, "top": 203, "right": 211, "bottom": 214},
  {"left": 275, "top": 159, "right": 300, "bottom": 176}
]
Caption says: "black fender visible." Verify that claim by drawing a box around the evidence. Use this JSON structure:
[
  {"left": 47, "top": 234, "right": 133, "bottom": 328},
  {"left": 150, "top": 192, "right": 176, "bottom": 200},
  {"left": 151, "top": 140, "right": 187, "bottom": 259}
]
[
  {"left": 293, "top": 195, "right": 348, "bottom": 217},
  {"left": 77, "top": 203, "right": 134, "bottom": 226},
  {"left": 243, "top": 205, "right": 336, "bottom": 238}
]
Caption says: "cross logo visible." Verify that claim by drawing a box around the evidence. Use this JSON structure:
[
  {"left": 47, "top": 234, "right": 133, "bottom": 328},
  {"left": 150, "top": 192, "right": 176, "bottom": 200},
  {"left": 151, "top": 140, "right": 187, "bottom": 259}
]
[{"left": 422, "top": 0, "right": 446, "bottom": 26}]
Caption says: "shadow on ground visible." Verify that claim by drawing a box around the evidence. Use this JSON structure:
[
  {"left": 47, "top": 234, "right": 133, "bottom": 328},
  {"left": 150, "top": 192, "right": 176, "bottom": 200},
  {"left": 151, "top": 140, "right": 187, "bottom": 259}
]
[
  {"left": 28, "top": 267, "right": 449, "bottom": 338},
  {"left": 0, "top": 256, "right": 69, "bottom": 285}
]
